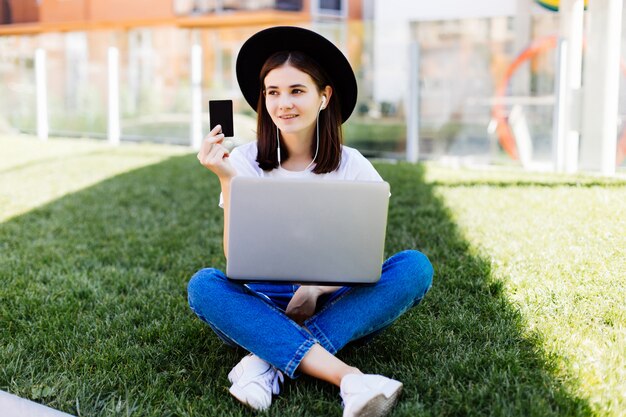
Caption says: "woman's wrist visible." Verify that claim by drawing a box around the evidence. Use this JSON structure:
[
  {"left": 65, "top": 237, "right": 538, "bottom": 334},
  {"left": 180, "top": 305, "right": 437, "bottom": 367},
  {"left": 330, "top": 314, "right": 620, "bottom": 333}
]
[
  {"left": 219, "top": 176, "right": 233, "bottom": 197},
  {"left": 219, "top": 175, "right": 233, "bottom": 186},
  {"left": 305, "top": 285, "right": 340, "bottom": 296}
]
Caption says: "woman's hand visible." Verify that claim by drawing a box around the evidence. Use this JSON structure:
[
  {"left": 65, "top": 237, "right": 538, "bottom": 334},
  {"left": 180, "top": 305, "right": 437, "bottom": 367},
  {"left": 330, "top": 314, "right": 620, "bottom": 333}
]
[
  {"left": 197, "top": 125, "right": 236, "bottom": 180},
  {"left": 286, "top": 286, "right": 324, "bottom": 325}
]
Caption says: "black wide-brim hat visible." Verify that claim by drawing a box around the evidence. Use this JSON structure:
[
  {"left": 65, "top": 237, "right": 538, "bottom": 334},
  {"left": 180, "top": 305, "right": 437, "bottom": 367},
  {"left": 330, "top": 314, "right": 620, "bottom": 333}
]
[{"left": 236, "top": 26, "right": 358, "bottom": 123}]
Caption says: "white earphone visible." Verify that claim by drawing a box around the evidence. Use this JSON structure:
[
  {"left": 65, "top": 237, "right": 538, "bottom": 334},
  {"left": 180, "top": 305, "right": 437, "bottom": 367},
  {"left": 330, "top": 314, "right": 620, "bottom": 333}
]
[{"left": 320, "top": 96, "right": 327, "bottom": 110}]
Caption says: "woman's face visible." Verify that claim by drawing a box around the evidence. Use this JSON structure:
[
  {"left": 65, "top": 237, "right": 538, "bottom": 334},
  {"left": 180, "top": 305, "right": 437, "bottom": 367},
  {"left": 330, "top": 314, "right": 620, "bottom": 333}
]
[{"left": 263, "top": 64, "right": 327, "bottom": 137}]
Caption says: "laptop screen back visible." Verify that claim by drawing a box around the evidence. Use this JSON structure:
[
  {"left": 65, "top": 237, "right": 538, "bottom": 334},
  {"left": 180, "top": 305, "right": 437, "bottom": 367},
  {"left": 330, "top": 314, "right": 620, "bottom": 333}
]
[{"left": 226, "top": 177, "right": 390, "bottom": 284}]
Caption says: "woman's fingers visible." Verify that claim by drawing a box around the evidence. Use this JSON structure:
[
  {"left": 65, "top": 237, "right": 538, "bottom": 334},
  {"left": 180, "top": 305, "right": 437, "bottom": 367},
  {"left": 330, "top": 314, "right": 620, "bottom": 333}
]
[
  {"left": 209, "top": 124, "right": 222, "bottom": 136},
  {"left": 206, "top": 142, "right": 229, "bottom": 164},
  {"left": 199, "top": 142, "right": 229, "bottom": 168},
  {"left": 196, "top": 125, "right": 236, "bottom": 178},
  {"left": 197, "top": 131, "right": 225, "bottom": 161},
  {"left": 206, "top": 132, "right": 225, "bottom": 145},
  {"left": 204, "top": 125, "right": 224, "bottom": 147}
]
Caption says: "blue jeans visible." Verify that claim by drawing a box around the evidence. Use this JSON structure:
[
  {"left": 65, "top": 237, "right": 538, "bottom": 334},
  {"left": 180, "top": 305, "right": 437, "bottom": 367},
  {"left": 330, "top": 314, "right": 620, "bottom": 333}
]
[{"left": 187, "top": 250, "right": 433, "bottom": 378}]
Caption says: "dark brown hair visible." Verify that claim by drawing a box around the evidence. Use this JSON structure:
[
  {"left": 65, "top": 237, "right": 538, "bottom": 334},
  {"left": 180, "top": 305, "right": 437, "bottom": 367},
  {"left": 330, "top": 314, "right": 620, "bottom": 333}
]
[{"left": 255, "top": 51, "right": 342, "bottom": 174}]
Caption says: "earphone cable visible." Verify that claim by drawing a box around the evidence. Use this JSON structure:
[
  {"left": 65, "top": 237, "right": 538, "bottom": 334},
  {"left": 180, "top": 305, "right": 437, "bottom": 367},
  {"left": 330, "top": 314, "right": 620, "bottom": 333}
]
[{"left": 276, "top": 106, "right": 321, "bottom": 172}]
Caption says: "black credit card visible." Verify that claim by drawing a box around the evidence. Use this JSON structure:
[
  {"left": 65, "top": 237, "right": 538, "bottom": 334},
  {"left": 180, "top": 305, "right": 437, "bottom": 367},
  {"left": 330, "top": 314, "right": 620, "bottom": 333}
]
[{"left": 208, "top": 100, "right": 234, "bottom": 137}]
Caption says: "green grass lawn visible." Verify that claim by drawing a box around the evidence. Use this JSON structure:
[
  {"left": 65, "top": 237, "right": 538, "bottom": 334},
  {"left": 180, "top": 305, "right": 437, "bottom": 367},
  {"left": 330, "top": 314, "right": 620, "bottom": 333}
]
[
  {"left": 1, "top": 136, "right": 625, "bottom": 416},
  {"left": 0, "top": 135, "right": 189, "bottom": 222}
]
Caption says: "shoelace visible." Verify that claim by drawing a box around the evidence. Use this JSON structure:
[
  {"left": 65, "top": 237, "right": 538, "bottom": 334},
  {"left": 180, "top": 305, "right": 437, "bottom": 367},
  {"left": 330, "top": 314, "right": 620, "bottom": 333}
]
[
  {"left": 238, "top": 359, "right": 285, "bottom": 396},
  {"left": 270, "top": 369, "right": 284, "bottom": 395}
]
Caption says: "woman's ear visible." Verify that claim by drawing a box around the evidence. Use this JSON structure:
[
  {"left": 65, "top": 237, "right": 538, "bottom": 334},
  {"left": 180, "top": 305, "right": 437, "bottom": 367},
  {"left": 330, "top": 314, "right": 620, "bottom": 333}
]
[{"left": 322, "top": 85, "right": 333, "bottom": 107}]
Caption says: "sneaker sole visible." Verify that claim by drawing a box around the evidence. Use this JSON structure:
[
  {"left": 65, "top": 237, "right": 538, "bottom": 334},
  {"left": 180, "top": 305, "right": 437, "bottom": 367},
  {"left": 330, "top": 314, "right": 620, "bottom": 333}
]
[
  {"left": 229, "top": 383, "right": 268, "bottom": 411},
  {"left": 227, "top": 366, "right": 240, "bottom": 385},
  {"left": 344, "top": 380, "right": 403, "bottom": 417}
]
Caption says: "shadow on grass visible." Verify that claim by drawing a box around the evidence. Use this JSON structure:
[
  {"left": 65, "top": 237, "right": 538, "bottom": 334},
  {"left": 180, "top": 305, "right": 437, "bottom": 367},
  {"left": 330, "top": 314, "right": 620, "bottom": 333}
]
[{"left": 0, "top": 156, "right": 592, "bottom": 416}]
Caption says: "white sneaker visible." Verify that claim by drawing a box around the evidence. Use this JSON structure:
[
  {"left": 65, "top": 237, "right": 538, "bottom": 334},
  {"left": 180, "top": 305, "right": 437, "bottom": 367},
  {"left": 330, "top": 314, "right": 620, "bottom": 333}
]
[
  {"left": 340, "top": 373, "right": 403, "bottom": 417},
  {"left": 227, "top": 354, "right": 284, "bottom": 411}
]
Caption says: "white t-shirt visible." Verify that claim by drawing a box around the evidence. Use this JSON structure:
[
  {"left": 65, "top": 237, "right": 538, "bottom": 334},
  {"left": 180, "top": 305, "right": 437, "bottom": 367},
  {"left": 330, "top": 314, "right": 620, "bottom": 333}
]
[{"left": 219, "top": 141, "right": 385, "bottom": 207}]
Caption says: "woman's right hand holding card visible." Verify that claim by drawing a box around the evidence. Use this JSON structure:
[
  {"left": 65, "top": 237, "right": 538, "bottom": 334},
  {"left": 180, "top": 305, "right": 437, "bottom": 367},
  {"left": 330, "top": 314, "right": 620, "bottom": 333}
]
[{"left": 197, "top": 124, "right": 237, "bottom": 180}]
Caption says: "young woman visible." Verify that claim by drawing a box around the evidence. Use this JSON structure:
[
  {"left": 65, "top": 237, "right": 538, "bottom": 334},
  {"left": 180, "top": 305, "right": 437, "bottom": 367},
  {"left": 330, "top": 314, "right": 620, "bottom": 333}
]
[{"left": 188, "top": 26, "right": 433, "bottom": 417}]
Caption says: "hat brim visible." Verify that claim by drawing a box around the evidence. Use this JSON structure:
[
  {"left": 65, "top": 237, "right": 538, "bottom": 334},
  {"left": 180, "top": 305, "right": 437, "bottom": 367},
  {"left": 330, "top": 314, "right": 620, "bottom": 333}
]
[{"left": 236, "top": 26, "right": 358, "bottom": 124}]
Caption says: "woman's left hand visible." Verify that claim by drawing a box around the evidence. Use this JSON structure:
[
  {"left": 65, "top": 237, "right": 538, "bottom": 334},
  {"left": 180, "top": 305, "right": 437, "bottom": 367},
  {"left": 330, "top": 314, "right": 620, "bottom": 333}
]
[{"left": 286, "top": 286, "right": 323, "bottom": 324}]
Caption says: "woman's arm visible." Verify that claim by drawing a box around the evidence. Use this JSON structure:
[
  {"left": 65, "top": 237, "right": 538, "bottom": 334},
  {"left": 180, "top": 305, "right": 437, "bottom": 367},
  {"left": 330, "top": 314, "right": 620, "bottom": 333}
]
[
  {"left": 220, "top": 178, "right": 231, "bottom": 259},
  {"left": 286, "top": 285, "right": 341, "bottom": 324},
  {"left": 197, "top": 124, "right": 236, "bottom": 258},
  {"left": 314, "top": 286, "right": 342, "bottom": 295}
]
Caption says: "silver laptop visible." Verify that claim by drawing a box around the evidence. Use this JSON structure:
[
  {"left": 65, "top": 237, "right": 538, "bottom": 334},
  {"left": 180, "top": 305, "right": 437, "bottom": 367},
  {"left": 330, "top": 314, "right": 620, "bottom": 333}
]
[{"left": 226, "top": 177, "right": 390, "bottom": 284}]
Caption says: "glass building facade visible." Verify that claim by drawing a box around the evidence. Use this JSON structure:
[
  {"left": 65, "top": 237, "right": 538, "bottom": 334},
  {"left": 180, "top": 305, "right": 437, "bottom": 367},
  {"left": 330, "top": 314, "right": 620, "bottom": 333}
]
[{"left": 0, "top": 1, "right": 625, "bottom": 169}]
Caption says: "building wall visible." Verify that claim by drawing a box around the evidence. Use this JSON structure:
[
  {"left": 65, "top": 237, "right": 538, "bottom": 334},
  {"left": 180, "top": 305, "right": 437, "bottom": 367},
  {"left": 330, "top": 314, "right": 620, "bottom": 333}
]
[
  {"left": 2, "top": 0, "right": 39, "bottom": 24},
  {"left": 3, "top": 0, "right": 316, "bottom": 29},
  {"left": 89, "top": 0, "right": 174, "bottom": 23},
  {"left": 372, "top": 0, "right": 525, "bottom": 102},
  {"left": 348, "top": 0, "right": 361, "bottom": 20},
  {"left": 376, "top": 0, "right": 516, "bottom": 22},
  {"left": 0, "top": 1, "right": 8, "bottom": 24},
  {"left": 39, "top": 0, "right": 88, "bottom": 24},
  {"left": 41, "top": 0, "right": 174, "bottom": 24}
]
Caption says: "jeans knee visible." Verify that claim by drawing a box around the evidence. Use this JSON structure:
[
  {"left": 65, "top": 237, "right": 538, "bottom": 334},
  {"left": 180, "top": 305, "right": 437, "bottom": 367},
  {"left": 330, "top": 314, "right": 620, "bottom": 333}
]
[
  {"left": 395, "top": 250, "right": 434, "bottom": 301},
  {"left": 187, "top": 268, "right": 223, "bottom": 311}
]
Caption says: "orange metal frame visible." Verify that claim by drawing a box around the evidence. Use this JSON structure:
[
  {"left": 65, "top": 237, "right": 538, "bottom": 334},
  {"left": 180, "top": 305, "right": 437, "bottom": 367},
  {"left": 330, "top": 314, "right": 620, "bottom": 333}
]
[
  {"left": 492, "top": 35, "right": 626, "bottom": 166},
  {"left": 0, "top": 10, "right": 310, "bottom": 35}
]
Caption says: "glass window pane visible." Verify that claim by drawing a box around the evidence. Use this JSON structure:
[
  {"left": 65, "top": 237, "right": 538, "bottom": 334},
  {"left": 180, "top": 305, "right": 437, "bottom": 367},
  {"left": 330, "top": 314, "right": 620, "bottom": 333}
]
[{"left": 319, "top": 0, "right": 341, "bottom": 11}]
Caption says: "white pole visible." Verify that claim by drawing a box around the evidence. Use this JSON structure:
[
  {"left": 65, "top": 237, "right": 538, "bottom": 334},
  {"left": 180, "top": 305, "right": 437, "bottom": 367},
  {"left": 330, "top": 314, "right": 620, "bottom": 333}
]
[
  {"left": 564, "top": 0, "right": 584, "bottom": 173},
  {"left": 191, "top": 43, "right": 203, "bottom": 150},
  {"left": 107, "top": 47, "right": 120, "bottom": 146},
  {"left": 580, "top": 0, "right": 624, "bottom": 175},
  {"left": 35, "top": 48, "right": 48, "bottom": 141},
  {"left": 552, "top": 39, "right": 568, "bottom": 172},
  {"left": 554, "top": 0, "right": 585, "bottom": 173},
  {"left": 513, "top": 0, "right": 532, "bottom": 97},
  {"left": 406, "top": 42, "right": 420, "bottom": 163}
]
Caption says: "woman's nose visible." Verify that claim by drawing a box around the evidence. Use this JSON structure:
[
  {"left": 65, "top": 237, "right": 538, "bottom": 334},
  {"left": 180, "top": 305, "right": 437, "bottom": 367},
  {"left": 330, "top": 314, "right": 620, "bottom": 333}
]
[{"left": 278, "top": 95, "right": 294, "bottom": 110}]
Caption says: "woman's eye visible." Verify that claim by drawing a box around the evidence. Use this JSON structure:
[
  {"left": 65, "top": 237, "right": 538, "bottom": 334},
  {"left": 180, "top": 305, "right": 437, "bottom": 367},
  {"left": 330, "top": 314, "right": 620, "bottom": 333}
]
[
  {"left": 292, "top": 89, "right": 304, "bottom": 94},
  {"left": 266, "top": 90, "right": 278, "bottom": 96}
]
